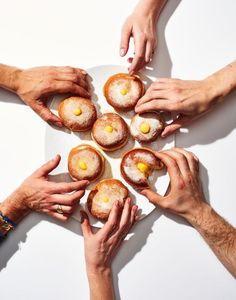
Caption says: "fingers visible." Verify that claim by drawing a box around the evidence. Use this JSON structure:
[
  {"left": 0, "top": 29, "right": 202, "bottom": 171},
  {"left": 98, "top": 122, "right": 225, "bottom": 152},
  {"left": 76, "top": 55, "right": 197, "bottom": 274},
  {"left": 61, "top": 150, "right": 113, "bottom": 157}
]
[
  {"left": 99, "top": 201, "right": 121, "bottom": 240},
  {"left": 120, "top": 23, "right": 132, "bottom": 57},
  {"left": 50, "top": 180, "right": 89, "bottom": 194},
  {"left": 80, "top": 210, "right": 93, "bottom": 237},
  {"left": 173, "top": 148, "right": 199, "bottom": 174},
  {"left": 161, "top": 114, "right": 192, "bottom": 138},
  {"left": 45, "top": 210, "right": 70, "bottom": 222},
  {"left": 163, "top": 149, "right": 191, "bottom": 176},
  {"left": 145, "top": 41, "right": 154, "bottom": 63},
  {"left": 135, "top": 99, "right": 179, "bottom": 114},
  {"left": 141, "top": 189, "right": 164, "bottom": 206},
  {"left": 32, "top": 102, "right": 64, "bottom": 127},
  {"left": 48, "top": 190, "right": 85, "bottom": 206},
  {"left": 154, "top": 151, "right": 182, "bottom": 185},
  {"left": 117, "top": 198, "right": 138, "bottom": 236},
  {"left": 33, "top": 155, "right": 61, "bottom": 177},
  {"left": 49, "top": 80, "right": 90, "bottom": 98},
  {"left": 128, "top": 33, "right": 146, "bottom": 74}
]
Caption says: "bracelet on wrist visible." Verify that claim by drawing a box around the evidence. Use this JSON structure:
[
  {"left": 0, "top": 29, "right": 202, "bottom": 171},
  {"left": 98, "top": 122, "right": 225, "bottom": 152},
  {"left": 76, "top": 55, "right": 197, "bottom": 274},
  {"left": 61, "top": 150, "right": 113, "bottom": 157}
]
[{"left": 0, "top": 212, "right": 17, "bottom": 241}]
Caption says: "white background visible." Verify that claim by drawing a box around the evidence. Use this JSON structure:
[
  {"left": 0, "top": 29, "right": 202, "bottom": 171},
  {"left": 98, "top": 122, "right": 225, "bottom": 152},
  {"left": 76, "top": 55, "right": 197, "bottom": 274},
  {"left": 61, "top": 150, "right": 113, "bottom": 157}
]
[{"left": 0, "top": 0, "right": 236, "bottom": 299}]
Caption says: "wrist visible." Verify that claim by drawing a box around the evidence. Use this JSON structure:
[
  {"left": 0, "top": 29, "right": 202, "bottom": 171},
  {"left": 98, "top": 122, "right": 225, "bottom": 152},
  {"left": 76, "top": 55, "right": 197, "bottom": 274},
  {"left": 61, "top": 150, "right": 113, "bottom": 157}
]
[
  {"left": 86, "top": 264, "right": 112, "bottom": 278},
  {"left": 0, "top": 64, "right": 22, "bottom": 92},
  {"left": 183, "top": 201, "right": 212, "bottom": 227},
  {"left": 134, "top": 0, "right": 166, "bottom": 20}
]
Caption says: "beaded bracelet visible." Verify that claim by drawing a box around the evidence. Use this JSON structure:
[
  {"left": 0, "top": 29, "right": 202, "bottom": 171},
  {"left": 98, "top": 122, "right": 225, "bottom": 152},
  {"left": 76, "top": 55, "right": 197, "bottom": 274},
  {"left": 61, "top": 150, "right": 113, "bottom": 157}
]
[{"left": 0, "top": 212, "right": 17, "bottom": 241}]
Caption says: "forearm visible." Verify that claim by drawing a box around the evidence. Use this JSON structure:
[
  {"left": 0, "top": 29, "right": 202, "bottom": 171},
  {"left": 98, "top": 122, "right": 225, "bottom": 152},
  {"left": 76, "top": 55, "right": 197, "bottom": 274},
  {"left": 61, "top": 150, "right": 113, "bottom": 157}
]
[
  {"left": 0, "top": 64, "right": 21, "bottom": 92},
  {"left": 185, "top": 203, "right": 236, "bottom": 277},
  {"left": 87, "top": 267, "right": 115, "bottom": 300},
  {"left": 206, "top": 60, "right": 236, "bottom": 101},
  {"left": 134, "top": 0, "right": 167, "bottom": 19}
]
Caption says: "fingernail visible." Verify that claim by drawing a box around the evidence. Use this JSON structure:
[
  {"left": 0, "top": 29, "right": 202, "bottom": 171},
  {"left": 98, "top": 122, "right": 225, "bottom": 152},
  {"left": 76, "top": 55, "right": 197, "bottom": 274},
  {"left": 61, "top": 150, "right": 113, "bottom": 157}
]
[
  {"left": 85, "top": 180, "right": 90, "bottom": 186},
  {"left": 81, "top": 70, "right": 87, "bottom": 75},
  {"left": 56, "top": 122, "right": 63, "bottom": 128},
  {"left": 120, "top": 48, "right": 125, "bottom": 57}
]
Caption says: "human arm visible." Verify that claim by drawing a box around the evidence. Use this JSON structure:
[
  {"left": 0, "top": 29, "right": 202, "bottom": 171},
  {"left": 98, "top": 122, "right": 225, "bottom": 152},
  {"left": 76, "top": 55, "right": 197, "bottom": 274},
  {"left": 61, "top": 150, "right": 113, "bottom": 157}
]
[
  {"left": 120, "top": 0, "right": 167, "bottom": 74},
  {"left": 0, "top": 64, "right": 90, "bottom": 127},
  {"left": 81, "top": 198, "right": 138, "bottom": 300},
  {"left": 135, "top": 60, "right": 236, "bottom": 137},
  {"left": 0, "top": 154, "right": 88, "bottom": 238},
  {"left": 141, "top": 148, "right": 236, "bottom": 277}
]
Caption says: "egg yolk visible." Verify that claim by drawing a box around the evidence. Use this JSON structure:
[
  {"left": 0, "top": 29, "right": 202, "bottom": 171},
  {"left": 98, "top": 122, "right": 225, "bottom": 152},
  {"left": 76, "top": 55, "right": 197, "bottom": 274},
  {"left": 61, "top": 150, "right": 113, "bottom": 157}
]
[
  {"left": 105, "top": 125, "right": 113, "bottom": 133},
  {"left": 73, "top": 108, "right": 82, "bottom": 116},
  {"left": 120, "top": 88, "right": 128, "bottom": 96},
  {"left": 102, "top": 197, "right": 109, "bottom": 203},
  {"left": 137, "top": 162, "right": 149, "bottom": 174},
  {"left": 78, "top": 160, "right": 87, "bottom": 170},
  {"left": 140, "top": 122, "right": 150, "bottom": 134}
]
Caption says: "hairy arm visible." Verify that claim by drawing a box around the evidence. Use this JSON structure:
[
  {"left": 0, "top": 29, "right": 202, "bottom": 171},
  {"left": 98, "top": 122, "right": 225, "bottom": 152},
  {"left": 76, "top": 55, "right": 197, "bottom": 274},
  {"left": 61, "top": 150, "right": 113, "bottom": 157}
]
[
  {"left": 186, "top": 204, "right": 236, "bottom": 277},
  {"left": 0, "top": 64, "right": 20, "bottom": 92}
]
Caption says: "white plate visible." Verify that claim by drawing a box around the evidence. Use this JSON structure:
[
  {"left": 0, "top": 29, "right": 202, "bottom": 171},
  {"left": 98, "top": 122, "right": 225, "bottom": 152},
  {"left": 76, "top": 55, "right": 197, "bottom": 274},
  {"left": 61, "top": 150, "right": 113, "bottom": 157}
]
[{"left": 45, "top": 65, "right": 175, "bottom": 227}]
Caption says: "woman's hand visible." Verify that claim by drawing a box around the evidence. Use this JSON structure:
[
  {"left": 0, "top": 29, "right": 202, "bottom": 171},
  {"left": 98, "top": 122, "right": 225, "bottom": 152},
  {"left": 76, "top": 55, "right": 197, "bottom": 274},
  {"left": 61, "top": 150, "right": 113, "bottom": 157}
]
[
  {"left": 81, "top": 198, "right": 138, "bottom": 300},
  {"left": 15, "top": 66, "right": 90, "bottom": 127},
  {"left": 81, "top": 198, "right": 138, "bottom": 272},
  {"left": 1, "top": 155, "right": 89, "bottom": 223},
  {"left": 120, "top": 12, "right": 157, "bottom": 74}
]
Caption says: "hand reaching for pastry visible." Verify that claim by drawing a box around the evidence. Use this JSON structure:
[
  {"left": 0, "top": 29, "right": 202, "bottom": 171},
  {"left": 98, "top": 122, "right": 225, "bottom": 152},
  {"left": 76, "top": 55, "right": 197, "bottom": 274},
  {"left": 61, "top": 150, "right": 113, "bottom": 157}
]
[
  {"left": 15, "top": 66, "right": 90, "bottom": 127},
  {"left": 81, "top": 198, "right": 138, "bottom": 300},
  {"left": 1, "top": 155, "right": 89, "bottom": 223},
  {"left": 141, "top": 148, "right": 205, "bottom": 218},
  {"left": 120, "top": 0, "right": 167, "bottom": 74}
]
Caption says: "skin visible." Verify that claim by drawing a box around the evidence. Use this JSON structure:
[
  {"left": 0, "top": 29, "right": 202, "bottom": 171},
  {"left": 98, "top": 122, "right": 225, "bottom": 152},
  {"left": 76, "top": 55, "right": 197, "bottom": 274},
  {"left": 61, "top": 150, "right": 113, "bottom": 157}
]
[
  {"left": 0, "top": 155, "right": 89, "bottom": 229},
  {"left": 0, "top": 64, "right": 90, "bottom": 127},
  {"left": 81, "top": 198, "right": 138, "bottom": 300},
  {"left": 120, "top": 0, "right": 167, "bottom": 74},
  {"left": 135, "top": 60, "right": 236, "bottom": 137},
  {"left": 141, "top": 148, "right": 236, "bottom": 277}
]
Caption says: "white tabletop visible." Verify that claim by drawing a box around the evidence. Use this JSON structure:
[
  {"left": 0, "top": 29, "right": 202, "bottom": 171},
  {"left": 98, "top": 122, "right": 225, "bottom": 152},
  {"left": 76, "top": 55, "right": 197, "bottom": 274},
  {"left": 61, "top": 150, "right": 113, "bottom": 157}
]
[{"left": 0, "top": 0, "right": 235, "bottom": 299}]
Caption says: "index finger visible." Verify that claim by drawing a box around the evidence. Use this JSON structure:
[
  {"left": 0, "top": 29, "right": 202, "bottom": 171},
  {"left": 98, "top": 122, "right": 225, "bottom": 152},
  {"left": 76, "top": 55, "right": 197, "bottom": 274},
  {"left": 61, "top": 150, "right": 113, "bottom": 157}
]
[{"left": 129, "top": 36, "right": 146, "bottom": 74}]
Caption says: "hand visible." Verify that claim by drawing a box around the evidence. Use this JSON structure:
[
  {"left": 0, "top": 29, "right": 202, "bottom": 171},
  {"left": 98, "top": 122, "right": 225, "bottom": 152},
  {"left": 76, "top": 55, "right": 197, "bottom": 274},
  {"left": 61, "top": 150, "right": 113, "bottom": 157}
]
[
  {"left": 120, "top": 11, "right": 157, "bottom": 74},
  {"left": 141, "top": 148, "right": 207, "bottom": 221},
  {"left": 135, "top": 77, "right": 221, "bottom": 137},
  {"left": 81, "top": 198, "right": 138, "bottom": 272},
  {"left": 15, "top": 66, "right": 90, "bottom": 127},
  {"left": 14, "top": 155, "right": 89, "bottom": 221}
]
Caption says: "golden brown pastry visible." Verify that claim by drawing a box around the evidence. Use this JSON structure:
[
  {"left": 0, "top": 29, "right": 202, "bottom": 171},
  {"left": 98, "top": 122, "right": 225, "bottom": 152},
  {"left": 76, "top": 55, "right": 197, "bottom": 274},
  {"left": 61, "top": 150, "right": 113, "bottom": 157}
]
[
  {"left": 130, "top": 112, "right": 164, "bottom": 143},
  {"left": 120, "top": 148, "right": 163, "bottom": 189},
  {"left": 87, "top": 179, "right": 129, "bottom": 220},
  {"left": 103, "top": 73, "right": 144, "bottom": 110},
  {"left": 91, "top": 112, "right": 129, "bottom": 151},
  {"left": 58, "top": 96, "right": 97, "bottom": 131},
  {"left": 68, "top": 144, "right": 104, "bottom": 182}
]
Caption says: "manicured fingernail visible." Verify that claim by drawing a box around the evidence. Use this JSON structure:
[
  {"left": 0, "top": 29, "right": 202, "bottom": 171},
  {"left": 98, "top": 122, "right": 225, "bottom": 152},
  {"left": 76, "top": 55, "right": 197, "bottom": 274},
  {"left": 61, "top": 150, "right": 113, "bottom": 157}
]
[{"left": 120, "top": 48, "right": 125, "bottom": 57}]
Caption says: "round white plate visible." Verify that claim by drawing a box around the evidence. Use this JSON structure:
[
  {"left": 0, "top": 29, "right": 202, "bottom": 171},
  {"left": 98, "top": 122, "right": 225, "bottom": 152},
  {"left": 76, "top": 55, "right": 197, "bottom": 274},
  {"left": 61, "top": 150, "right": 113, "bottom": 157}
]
[{"left": 45, "top": 65, "right": 175, "bottom": 227}]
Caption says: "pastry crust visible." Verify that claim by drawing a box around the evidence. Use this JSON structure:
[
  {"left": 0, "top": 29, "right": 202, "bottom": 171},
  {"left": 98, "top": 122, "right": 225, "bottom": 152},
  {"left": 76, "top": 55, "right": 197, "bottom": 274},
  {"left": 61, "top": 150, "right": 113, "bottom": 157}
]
[
  {"left": 130, "top": 112, "right": 164, "bottom": 143},
  {"left": 58, "top": 96, "right": 97, "bottom": 131},
  {"left": 87, "top": 179, "right": 129, "bottom": 220},
  {"left": 91, "top": 112, "right": 129, "bottom": 151},
  {"left": 103, "top": 73, "right": 144, "bottom": 111},
  {"left": 68, "top": 144, "right": 104, "bottom": 182},
  {"left": 120, "top": 148, "right": 163, "bottom": 189}
]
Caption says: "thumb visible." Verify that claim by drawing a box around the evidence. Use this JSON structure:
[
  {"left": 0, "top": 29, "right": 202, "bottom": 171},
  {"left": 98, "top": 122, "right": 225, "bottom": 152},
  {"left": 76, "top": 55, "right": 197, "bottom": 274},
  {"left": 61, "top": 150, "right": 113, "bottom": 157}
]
[
  {"left": 33, "top": 103, "right": 63, "bottom": 128},
  {"left": 80, "top": 210, "right": 92, "bottom": 237},
  {"left": 120, "top": 24, "right": 131, "bottom": 57},
  {"left": 161, "top": 114, "right": 192, "bottom": 138},
  {"left": 33, "top": 155, "right": 61, "bottom": 177},
  {"left": 141, "top": 189, "right": 163, "bottom": 206}
]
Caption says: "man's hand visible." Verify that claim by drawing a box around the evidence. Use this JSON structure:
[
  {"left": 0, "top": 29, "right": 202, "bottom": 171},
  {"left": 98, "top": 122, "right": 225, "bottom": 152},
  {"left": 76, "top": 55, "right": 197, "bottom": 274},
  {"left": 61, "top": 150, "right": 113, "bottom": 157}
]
[
  {"left": 15, "top": 66, "right": 90, "bottom": 127},
  {"left": 141, "top": 148, "right": 206, "bottom": 220}
]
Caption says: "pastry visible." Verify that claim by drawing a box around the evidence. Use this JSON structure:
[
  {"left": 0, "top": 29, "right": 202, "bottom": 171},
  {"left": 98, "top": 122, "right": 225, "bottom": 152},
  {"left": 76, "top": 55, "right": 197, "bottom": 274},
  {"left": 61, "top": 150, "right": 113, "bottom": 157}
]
[
  {"left": 103, "top": 73, "right": 144, "bottom": 110},
  {"left": 120, "top": 148, "right": 163, "bottom": 189},
  {"left": 130, "top": 112, "right": 164, "bottom": 143},
  {"left": 58, "top": 96, "right": 97, "bottom": 131},
  {"left": 91, "top": 112, "right": 129, "bottom": 151},
  {"left": 87, "top": 179, "right": 128, "bottom": 220},
  {"left": 68, "top": 144, "right": 104, "bottom": 182}
]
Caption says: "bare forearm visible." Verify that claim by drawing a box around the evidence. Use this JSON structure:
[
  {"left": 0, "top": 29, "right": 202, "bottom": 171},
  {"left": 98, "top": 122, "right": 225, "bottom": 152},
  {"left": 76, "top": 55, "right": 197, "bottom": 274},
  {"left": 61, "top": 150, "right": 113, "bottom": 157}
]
[
  {"left": 87, "top": 267, "right": 115, "bottom": 300},
  {"left": 185, "top": 203, "right": 236, "bottom": 277},
  {"left": 206, "top": 60, "right": 236, "bottom": 101},
  {"left": 134, "top": 0, "right": 167, "bottom": 19},
  {"left": 0, "top": 64, "right": 21, "bottom": 92}
]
